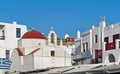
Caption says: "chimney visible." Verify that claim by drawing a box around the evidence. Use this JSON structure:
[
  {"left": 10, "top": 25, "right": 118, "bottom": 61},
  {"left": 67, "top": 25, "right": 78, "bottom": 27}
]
[{"left": 13, "top": 21, "right": 17, "bottom": 24}]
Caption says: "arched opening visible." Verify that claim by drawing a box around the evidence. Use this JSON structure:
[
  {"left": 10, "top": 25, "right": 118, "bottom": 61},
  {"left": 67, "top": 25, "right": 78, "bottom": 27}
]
[
  {"left": 109, "top": 54, "right": 115, "bottom": 62},
  {"left": 51, "top": 33, "right": 54, "bottom": 44}
]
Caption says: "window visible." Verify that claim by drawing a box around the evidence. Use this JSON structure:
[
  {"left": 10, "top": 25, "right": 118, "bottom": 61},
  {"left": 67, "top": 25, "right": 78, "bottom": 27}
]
[
  {"left": 86, "top": 42, "right": 88, "bottom": 51},
  {"left": 109, "top": 54, "right": 115, "bottom": 62},
  {"left": 113, "top": 34, "right": 119, "bottom": 43},
  {"left": 6, "top": 50, "right": 10, "bottom": 59},
  {"left": 51, "top": 51, "right": 55, "bottom": 57},
  {"left": 119, "top": 41, "right": 120, "bottom": 48},
  {"left": 51, "top": 33, "right": 54, "bottom": 44},
  {"left": 83, "top": 44, "right": 85, "bottom": 52},
  {"left": 0, "top": 30, "right": 5, "bottom": 40},
  {"left": 2, "top": 30, "right": 4, "bottom": 36},
  {"left": 104, "top": 37, "right": 109, "bottom": 44},
  {"left": 95, "top": 35, "right": 98, "bottom": 43},
  {"left": 16, "top": 28, "right": 21, "bottom": 38}
]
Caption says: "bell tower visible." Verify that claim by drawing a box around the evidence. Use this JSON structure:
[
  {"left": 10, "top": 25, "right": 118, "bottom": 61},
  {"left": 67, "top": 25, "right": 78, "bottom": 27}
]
[{"left": 48, "top": 27, "right": 57, "bottom": 45}]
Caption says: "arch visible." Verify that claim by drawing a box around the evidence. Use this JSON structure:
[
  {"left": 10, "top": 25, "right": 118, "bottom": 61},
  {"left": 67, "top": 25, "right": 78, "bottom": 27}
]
[
  {"left": 51, "top": 33, "right": 54, "bottom": 44},
  {"left": 108, "top": 54, "right": 115, "bottom": 63}
]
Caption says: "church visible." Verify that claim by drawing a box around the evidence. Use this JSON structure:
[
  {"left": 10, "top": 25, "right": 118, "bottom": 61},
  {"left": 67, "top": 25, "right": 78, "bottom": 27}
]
[{"left": 10, "top": 27, "right": 74, "bottom": 72}]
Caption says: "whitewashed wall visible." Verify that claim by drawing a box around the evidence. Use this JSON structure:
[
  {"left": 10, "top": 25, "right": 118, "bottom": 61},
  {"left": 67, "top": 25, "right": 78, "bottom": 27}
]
[{"left": 103, "top": 23, "right": 120, "bottom": 63}]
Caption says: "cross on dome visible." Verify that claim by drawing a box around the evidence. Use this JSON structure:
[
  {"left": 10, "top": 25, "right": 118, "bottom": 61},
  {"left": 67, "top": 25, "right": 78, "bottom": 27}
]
[
  {"left": 101, "top": 16, "right": 105, "bottom": 21},
  {"left": 51, "top": 27, "right": 54, "bottom": 31}
]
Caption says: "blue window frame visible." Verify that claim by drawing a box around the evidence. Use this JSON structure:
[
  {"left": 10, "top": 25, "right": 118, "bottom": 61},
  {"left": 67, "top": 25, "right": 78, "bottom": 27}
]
[
  {"left": 16, "top": 28, "right": 21, "bottom": 38},
  {"left": 6, "top": 50, "right": 10, "bottom": 59}
]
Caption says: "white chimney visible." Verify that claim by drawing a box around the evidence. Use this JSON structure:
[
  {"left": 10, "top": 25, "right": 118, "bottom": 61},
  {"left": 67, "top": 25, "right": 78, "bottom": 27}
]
[
  {"left": 92, "top": 25, "right": 95, "bottom": 29},
  {"left": 65, "top": 33, "right": 69, "bottom": 39},
  {"left": 13, "top": 21, "right": 17, "bottom": 24},
  {"left": 77, "top": 30, "right": 80, "bottom": 38}
]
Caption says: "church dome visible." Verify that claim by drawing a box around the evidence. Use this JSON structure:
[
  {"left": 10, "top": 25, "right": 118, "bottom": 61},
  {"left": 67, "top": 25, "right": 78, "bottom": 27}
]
[{"left": 22, "top": 30, "right": 46, "bottom": 39}]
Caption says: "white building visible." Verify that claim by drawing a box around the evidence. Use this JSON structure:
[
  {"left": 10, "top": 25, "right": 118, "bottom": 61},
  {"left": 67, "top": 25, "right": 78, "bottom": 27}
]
[
  {"left": 72, "top": 30, "right": 92, "bottom": 65},
  {"left": 10, "top": 28, "right": 74, "bottom": 72},
  {"left": 92, "top": 17, "right": 106, "bottom": 63},
  {"left": 71, "top": 31, "right": 81, "bottom": 65},
  {"left": 0, "top": 21, "right": 27, "bottom": 57},
  {"left": 73, "top": 17, "right": 106, "bottom": 64},
  {"left": 0, "top": 22, "right": 27, "bottom": 73},
  {"left": 103, "top": 23, "right": 120, "bottom": 63}
]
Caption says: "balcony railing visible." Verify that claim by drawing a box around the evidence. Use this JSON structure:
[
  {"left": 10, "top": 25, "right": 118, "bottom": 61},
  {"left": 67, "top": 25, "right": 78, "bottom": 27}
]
[
  {"left": 0, "top": 36, "right": 5, "bottom": 40},
  {"left": 81, "top": 50, "right": 92, "bottom": 59},
  {"left": 105, "top": 42, "right": 115, "bottom": 50},
  {"left": 72, "top": 50, "right": 92, "bottom": 60}
]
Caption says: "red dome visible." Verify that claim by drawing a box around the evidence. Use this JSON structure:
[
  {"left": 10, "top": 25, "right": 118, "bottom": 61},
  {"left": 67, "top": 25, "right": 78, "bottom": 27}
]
[{"left": 22, "top": 30, "right": 46, "bottom": 39}]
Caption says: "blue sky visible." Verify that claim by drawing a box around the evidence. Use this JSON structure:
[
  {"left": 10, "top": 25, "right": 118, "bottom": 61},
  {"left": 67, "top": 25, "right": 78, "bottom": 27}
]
[{"left": 0, "top": 0, "right": 120, "bottom": 38}]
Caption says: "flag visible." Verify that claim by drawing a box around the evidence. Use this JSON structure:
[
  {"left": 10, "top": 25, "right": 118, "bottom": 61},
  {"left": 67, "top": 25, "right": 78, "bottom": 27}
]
[{"left": 0, "top": 58, "right": 12, "bottom": 70}]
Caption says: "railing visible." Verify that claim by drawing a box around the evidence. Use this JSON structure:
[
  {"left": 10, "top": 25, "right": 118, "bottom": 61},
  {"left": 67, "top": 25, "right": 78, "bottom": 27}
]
[
  {"left": 0, "top": 36, "right": 5, "bottom": 40},
  {"left": 72, "top": 54, "right": 81, "bottom": 60},
  {"left": 81, "top": 50, "right": 92, "bottom": 59},
  {"left": 105, "top": 42, "right": 115, "bottom": 50},
  {"left": 72, "top": 50, "right": 92, "bottom": 60}
]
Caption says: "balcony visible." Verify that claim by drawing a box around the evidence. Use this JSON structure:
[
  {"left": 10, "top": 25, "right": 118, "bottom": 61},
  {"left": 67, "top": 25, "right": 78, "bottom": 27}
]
[
  {"left": 0, "top": 36, "right": 5, "bottom": 40},
  {"left": 72, "top": 50, "right": 92, "bottom": 60},
  {"left": 105, "top": 42, "right": 115, "bottom": 50},
  {"left": 81, "top": 50, "right": 92, "bottom": 59}
]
